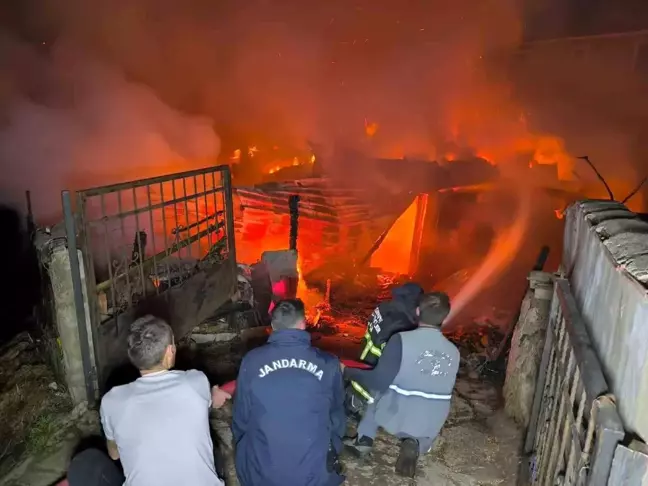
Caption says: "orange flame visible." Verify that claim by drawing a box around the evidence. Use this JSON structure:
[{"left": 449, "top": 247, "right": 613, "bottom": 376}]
[
  {"left": 297, "top": 256, "right": 324, "bottom": 319},
  {"left": 370, "top": 196, "right": 421, "bottom": 275},
  {"left": 364, "top": 118, "right": 379, "bottom": 138}
]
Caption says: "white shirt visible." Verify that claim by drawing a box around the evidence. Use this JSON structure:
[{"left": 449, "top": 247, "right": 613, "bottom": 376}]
[{"left": 100, "top": 369, "right": 224, "bottom": 486}]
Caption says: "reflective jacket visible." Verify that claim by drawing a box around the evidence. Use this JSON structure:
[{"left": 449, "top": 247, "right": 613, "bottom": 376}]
[
  {"left": 346, "top": 326, "right": 459, "bottom": 440},
  {"left": 232, "top": 330, "right": 345, "bottom": 486},
  {"left": 351, "top": 283, "right": 423, "bottom": 404},
  {"left": 359, "top": 283, "right": 423, "bottom": 366}
]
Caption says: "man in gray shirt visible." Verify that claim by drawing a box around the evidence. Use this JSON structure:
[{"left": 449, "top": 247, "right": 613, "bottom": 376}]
[{"left": 99, "top": 315, "right": 231, "bottom": 486}]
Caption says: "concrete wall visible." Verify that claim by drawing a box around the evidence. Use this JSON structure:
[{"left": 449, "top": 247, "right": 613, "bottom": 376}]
[
  {"left": 608, "top": 440, "right": 648, "bottom": 485},
  {"left": 563, "top": 200, "right": 648, "bottom": 441},
  {"left": 47, "top": 242, "right": 96, "bottom": 405}
]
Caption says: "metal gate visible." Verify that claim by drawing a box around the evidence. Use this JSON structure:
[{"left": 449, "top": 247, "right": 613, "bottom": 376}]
[
  {"left": 525, "top": 277, "right": 624, "bottom": 485},
  {"left": 61, "top": 165, "right": 237, "bottom": 403}
]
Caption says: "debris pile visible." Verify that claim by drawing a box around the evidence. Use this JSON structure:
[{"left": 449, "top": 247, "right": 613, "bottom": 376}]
[
  {"left": 305, "top": 270, "right": 510, "bottom": 376},
  {"left": 446, "top": 321, "right": 507, "bottom": 360}
]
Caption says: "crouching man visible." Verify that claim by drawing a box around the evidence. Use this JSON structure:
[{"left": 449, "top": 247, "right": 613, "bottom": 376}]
[
  {"left": 344, "top": 292, "right": 459, "bottom": 478},
  {"left": 100, "top": 315, "right": 230, "bottom": 486},
  {"left": 233, "top": 299, "right": 346, "bottom": 486},
  {"left": 348, "top": 282, "right": 423, "bottom": 415}
]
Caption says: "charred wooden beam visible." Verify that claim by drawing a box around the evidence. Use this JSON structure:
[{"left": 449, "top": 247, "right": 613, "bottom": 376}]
[{"left": 289, "top": 195, "right": 300, "bottom": 251}]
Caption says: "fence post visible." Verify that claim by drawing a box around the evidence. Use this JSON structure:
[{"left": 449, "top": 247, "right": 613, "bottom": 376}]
[
  {"left": 62, "top": 190, "right": 97, "bottom": 406},
  {"left": 588, "top": 396, "right": 625, "bottom": 485},
  {"left": 223, "top": 166, "right": 237, "bottom": 266},
  {"left": 524, "top": 282, "right": 557, "bottom": 453}
]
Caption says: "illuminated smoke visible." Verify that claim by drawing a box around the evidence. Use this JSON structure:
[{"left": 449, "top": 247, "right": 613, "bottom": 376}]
[
  {"left": 444, "top": 184, "right": 532, "bottom": 326},
  {"left": 0, "top": 39, "right": 220, "bottom": 223}
]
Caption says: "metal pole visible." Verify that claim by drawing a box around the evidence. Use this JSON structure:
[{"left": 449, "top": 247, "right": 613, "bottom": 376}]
[
  {"left": 533, "top": 245, "right": 551, "bottom": 271},
  {"left": 289, "top": 195, "right": 300, "bottom": 252},
  {"left": 222, "top": 166, "right": 237, "bottom": 266},
  {"left": 25, "top": 190, "right": 35, "bottom": 237},
  {"left": 62, "top": 190, "right": 96, "bottom": 406},
  {"left": 408, "top": 193, "right": 429, "bottom": 276}
]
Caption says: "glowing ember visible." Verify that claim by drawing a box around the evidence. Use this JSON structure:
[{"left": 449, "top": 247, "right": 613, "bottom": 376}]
[
  {"left": 364, "top": 118, "right": 379, "bottom": 138},
  {"left": 265, "top": 153, "right": 315, "bottom": 174}
]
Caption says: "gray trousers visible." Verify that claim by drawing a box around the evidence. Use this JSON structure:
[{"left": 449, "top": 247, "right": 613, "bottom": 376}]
[{"left": 357, "top": 402, "right": 434, "bottom": 454}]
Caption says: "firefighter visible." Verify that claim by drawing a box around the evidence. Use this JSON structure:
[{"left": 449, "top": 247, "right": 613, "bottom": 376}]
[
  {"left": 343, "top": 292, "right": 459, "bottom": 478},
  {"left": 347, "top": 282, "right": 424, "bottom": 414},
  {"left": 232, "top": 299, "right": 346, "bottom": 486}
]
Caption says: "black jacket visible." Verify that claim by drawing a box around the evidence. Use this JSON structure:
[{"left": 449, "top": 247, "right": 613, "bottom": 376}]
[{"left": 359, "top": 283, "right": 423, "bottom": 367}]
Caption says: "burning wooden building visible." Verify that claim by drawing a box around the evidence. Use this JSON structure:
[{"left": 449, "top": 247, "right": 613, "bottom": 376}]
[{"left": 230, "top": 146, "right": 575, "bottom": 339}]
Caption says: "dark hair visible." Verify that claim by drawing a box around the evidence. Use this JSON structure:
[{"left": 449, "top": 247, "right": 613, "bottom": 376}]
[
  {"left": 271, "top": 299, "right": 306, "bottom": 330},
  {"left": 419, "top": 292, "right": 451, "bottom": 328},
  {"left": 127, "top": 315, "right": 174, "bottom": 370}
]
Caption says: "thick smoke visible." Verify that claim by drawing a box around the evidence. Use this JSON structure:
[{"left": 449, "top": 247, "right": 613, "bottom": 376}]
[
  {"left": 2, "top": 0, "right": 647, "bottom": 221},
  {"left": 0, "top": 36, "right": 220, "bottom": 224},
  {"left": 14, "top": 0, "right": 530, "bottom": 153}
]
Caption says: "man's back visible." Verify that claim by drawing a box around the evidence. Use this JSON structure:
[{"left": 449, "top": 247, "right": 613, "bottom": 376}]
[
  {"left": 100, "top": 370, "right": 222, "bottom": 486},
  {"left": 233, "top": 329, "right": 345, "bottom": 486},
  {"left": 375, "top": 327, "right": 460, "bottom": 440}
]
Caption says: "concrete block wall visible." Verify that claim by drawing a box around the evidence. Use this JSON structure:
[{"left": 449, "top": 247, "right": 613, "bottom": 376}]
[{"left": 564, "top": 200, "right": 648, "bottom": 442}]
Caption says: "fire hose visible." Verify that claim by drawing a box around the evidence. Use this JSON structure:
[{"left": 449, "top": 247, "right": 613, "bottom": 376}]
[{"left": 219, "top": 359, "right": 370, "bottom": 395}]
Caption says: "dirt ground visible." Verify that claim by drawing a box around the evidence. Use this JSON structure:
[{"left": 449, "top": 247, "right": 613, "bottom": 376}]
[
  {"left": 0, "top": 333, "right": 76, "bottom": 478},
  {"left": 204, "top": 323, "right": 523, "bottom": 485},
  {"left": 0, "top": 323, "right": 522, "bottom": 486},
  {"left": 211, "top": 377, "right": 522, "bottom": 486}
]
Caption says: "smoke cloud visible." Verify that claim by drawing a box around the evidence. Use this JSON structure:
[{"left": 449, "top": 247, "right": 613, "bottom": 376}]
[
  {"left": 0, "top": 35, "right": 220, "bottom": 224},
  {"left": 1, "top": 0, "right": 646, "bottom": 220}
]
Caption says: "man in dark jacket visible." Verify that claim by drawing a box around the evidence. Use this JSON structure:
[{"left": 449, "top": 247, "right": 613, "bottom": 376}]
[
  {"left": 348, "top": 282, "right": 424, "bottom": 411},
  {"left": 344, "top": 292, "right": 458, "bottom": 478},
  {"left": 232, "top": 299, "right": 346, "bottom": 486}
]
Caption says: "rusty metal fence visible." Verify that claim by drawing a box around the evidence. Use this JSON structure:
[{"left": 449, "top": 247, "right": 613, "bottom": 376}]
[
  {"left": 61, "top": 165, "right": 236, "bottom": 402},
  {"left": 525, "top": 277, "right": 625, "bottom": 486}
]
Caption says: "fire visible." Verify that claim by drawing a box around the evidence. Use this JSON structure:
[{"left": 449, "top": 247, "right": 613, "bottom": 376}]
[
  {"left": 265, "top": 154, "right": 315, "bottom": 174},
  {"left": 554, "top": 209, "right": 565, "bottom": 220},
  {"left": 296, "top": 256, "right": 324, "bottom": 320},
  {"left": 370, "top": 196, "right": 421, "bottom": 275},
  {"left": 476, "top": 152, "right": 495, "bottom": 165},
  {"left": 364, "top": 118, "right": 379, "bottom": 138}
]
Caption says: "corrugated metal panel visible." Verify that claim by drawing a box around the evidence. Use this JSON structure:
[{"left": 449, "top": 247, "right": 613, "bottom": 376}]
[{"left": 563, "top": 200, "right": 648, "bottom": 441}]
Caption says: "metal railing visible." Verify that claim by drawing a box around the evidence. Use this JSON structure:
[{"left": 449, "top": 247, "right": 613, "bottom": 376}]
[
  {"left": 525, "top": 277, "right": 624, "bottom": 486},
  {"left": 75, "top": 166, "right": 235, "bottom": 322},
  {"left": 61, "top": 165, "right": 236, "bottom": 402}
]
